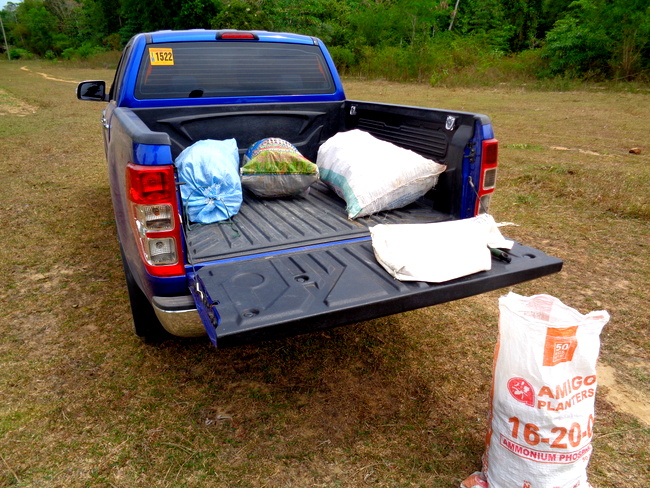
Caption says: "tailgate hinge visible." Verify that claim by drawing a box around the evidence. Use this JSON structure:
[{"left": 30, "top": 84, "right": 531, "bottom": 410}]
[{"left": 189, "top": 275, "right": 221, "bottom": 346}]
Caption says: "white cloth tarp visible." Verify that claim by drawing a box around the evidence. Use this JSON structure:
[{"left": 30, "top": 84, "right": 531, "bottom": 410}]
[{"left": 370, "top": 214, "right": 513, "bottom": 283}]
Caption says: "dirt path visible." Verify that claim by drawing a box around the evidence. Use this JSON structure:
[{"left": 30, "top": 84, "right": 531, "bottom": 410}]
[
  {"left": 19, "top": 65, "right": 79, "bottom": 84},
  {"left": 597, "top": 364, "right": 650, "bottom": 426}
]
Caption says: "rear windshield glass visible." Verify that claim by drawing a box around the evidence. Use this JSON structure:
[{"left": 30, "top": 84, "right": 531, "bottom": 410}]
[{"left": 135, "top": 41, "right": 335, "bottom": 99}]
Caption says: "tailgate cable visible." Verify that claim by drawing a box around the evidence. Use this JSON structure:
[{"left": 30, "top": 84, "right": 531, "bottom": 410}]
[
  {"left": 175, "top": 181, "right": 223, "bottom": 329},
  {"left": 468, "top": 176, "right": 511, "bottom": 263},
  {"left": 468, "top": 176, "right": 489, "bottom": 214}
]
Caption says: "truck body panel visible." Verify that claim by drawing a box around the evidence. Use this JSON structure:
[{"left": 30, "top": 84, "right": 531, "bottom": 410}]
[{"left": 77, "top": 29, "right": 563, "bottom": 346}]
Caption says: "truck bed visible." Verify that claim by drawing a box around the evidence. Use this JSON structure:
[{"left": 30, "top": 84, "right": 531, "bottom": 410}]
[
  {"left": 132, "top": 98, "right": 482, "bottom": 269},
  {"left": 127, "top": 101, "right": 562, "bottom": 348},
  {"left": 185, "top": 181, "right": 452, "bottom": 264},
  {"left": 133, "top": 97, "right": 484, "bottom": 267},
  {"left": 185, "top": 181, "right": 563, "bottom": 348}
]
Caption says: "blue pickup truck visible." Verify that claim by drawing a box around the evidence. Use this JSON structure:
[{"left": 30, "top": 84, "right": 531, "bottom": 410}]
[{"left": 77, "top": 29, "right": 562, "bottom": 347}]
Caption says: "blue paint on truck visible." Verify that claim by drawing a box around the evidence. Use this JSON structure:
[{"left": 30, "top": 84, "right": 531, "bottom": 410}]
[{"left": 78, "top": 29, "right": 562, "bottom": 347}]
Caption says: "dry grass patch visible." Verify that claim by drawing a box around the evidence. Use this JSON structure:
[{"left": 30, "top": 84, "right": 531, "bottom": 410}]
[
  {"left": 0, "top": 62, "right": 648, "bottom": 487},
  {"left": 0, "top": 88, "right": 38, "bottom": 116}
]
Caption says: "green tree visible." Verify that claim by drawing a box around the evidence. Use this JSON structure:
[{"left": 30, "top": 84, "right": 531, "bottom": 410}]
[
  {"left": 119, "top": 0, "right": 183, "bottom": 41},
  {"left": 274, "top": 0, "right": 352, "bottom": 46},
  {"left": 211, "top": 0, "right": 274, "bottom": 30},
  {"left": 175, "top": 0, "right": 219, "bottom": 29},
  {"left": 452, "top": 0, "right": 544, "bottom": 52},
  {"left": 75, "top": 0, "right": 123, "bottom": 47},
  {"left": 542, "top": 15, "right": 610, "bottom": 76},
  {"left": 542, "top": 0, "right": 650, "bottom": 79},
  {"left": 502, "top": 0, "right": 542, "bottom": 51},
  {"left": 11, "top": 0, "right": 58, "bottom": 56},
  {"left": 538, "top": 0, "right": 572, "bottom": 36},
  {"left": 601, "top": 0, "right": 650, "bottom": 79}
]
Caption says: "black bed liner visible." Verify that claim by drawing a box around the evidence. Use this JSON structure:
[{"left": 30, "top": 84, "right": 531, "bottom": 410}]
[
  {"left": 186, "top": 182, "right": 563, "bottom": 347},
  {"left": 185, "top": 181, "right": 452, "bottom": 264},
  {"left": 147, "top": 100, "right": 564, "bottom": 347},
  {"left": 191, "top": 238, "right": 562, "bottom": 347}
]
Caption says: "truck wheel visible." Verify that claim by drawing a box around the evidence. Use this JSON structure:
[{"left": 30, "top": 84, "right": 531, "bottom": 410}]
[{"left": 119, "top": 245, "right": 172, "bottom": 343}]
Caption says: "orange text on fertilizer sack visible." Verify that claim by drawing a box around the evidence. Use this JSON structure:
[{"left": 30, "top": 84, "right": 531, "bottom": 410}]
[
  {"left": 507, "top": 414, "right": 594, "bottom": 450},
  {"left": 537, "top": 375, "right": 596, "bottom": 411},
  {"left": 500, "top": 435, "right": 593, "bottom": 464}
]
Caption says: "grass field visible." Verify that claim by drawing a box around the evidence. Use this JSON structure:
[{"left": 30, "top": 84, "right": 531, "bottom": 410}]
[{"left": 0, "top": 61, "right": 648, "bottom": 488}]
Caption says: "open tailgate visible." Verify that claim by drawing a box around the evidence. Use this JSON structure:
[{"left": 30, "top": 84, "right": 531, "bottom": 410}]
[{"left": 189, "top": 238, "right": 562, "bottom": 347}]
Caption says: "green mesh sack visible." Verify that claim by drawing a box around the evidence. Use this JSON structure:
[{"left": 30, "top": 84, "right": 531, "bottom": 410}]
[{"left": 241, "top": 138, "right": 319, "bottom": 197}]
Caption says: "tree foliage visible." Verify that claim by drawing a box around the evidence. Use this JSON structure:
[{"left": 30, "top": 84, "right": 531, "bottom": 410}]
[
  {"left": 542, "top": 0, "right": 650, "bottom": 79},
  {"left": 1, "top": 0, "right": 649, "bottom": 81}
]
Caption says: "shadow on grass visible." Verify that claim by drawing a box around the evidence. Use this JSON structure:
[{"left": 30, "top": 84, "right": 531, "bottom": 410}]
[{"left": 44, "top": 166, "right": 490, "bottom": 486}]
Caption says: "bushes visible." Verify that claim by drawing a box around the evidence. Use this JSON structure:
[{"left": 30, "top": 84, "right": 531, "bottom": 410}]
[
  {"left": 540, "top": 0, "right": 650, "bottom": 81},
  {"left": 342, "top": 34, "right": 524, "bottom": 86},
  {"left": 8, "top": 48, "right": 35, "bottom": 60},
  {"left": 61, "top": 42, "right": 105, "bottom": 61},
  {"left": 327, "top": 46, "right": 356, "bottom": 75},
  {"left": 541, "top": 17, "right": 612, "bottom": 78},
  {"left": 2, "top": 0, "right": 647, "bottom": 85}
]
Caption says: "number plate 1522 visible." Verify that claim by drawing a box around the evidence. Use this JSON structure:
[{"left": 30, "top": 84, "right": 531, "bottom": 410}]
[{"left": 149, "top": 48, "right": 174, "bottom": 66}]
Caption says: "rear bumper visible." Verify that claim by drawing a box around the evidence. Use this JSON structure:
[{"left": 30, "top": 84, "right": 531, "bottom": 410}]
[{"left": 152, "top": 295, "right": 206, "bottom": 337}]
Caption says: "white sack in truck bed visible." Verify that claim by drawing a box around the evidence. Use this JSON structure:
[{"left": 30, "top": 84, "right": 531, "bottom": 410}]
[{"left": 316, "top": 129, "right": 446, "bottom": 219}]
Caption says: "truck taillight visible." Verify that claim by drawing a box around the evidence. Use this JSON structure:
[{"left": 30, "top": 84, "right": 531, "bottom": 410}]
[
  {"left": 217, "top": 31, "right": 258, "bottom": 40},
  {"left": 127, "top": 164, "right": 176, "bottom": 204},
  {"left": 135, "top": 204, "right": 174, "bottom": 231},
  {"left": 127, "top": 163, "right": 184, "bottom": 277},
  {"left": 475, "top": 139, "right": 498, "bottom": 215},
  {"left": 146, "top": 237, "right": 178, "bottom": 264}
]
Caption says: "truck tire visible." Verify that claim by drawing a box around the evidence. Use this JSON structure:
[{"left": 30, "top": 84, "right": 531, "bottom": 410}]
[{"left": 119, "top": 245, "right": 172, "bottom": 343}]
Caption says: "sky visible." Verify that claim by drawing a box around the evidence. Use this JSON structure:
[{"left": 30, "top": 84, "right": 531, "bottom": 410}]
[{"left": 0, "top": 0, "right": 18, "bottom": 11}]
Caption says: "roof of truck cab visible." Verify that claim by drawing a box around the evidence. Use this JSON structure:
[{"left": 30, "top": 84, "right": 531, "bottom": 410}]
[{"left": 143, "top": 30, "right": 319, "bottom": 45}]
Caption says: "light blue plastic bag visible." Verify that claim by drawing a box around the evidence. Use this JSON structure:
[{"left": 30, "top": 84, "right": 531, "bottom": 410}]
[{"left": 175, "top": 139, "right": 242, "bottom": 224}]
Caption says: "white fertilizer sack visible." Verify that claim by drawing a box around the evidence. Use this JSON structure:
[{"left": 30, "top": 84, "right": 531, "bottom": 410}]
[{"left": 464, "top": 293, "right": 609, "bottom": 488}]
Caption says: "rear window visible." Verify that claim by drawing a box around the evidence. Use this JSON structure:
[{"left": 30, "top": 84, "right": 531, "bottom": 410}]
[{"left": 135, "top": 41, "right": 335, "bottom": 99}]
